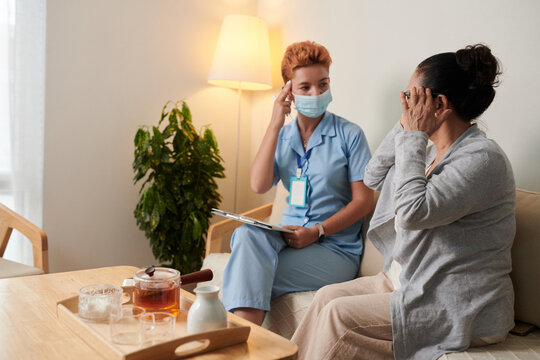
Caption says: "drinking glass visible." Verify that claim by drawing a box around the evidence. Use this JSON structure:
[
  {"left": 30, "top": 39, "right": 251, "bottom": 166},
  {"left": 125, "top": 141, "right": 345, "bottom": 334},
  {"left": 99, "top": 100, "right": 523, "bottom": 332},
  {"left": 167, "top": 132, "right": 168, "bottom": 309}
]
[
  {"left": 142, "top": 312, "right": 176, "bottom": 345},
  {"left": 109, "top": 305, "right": 146, "bottom": 345},
  {"left": 78, "top": 284, "right": 122, "bottom": 322}
]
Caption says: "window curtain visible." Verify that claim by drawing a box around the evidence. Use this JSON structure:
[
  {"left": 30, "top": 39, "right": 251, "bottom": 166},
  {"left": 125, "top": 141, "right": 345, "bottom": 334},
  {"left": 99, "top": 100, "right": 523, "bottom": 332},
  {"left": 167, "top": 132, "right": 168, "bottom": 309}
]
[
  {"left": 2, "top": 0, "right": 46, "bottom": 266},
  {"left": 0, "top": 0, "right": 14, "bottom": 192}
]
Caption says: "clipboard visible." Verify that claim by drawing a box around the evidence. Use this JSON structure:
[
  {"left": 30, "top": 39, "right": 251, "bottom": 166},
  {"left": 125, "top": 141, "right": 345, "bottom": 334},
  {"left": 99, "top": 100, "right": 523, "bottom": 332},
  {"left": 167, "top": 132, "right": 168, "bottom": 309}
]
[{"left": 211, "top": 208, "right": 294, "bottom": 234}]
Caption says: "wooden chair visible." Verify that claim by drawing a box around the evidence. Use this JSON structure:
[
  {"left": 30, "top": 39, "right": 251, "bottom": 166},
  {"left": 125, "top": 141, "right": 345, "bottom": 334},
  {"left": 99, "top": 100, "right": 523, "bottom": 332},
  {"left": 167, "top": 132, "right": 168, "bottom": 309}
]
[{"left": 0, "top": 203, "right": 49, "bottom": 278}]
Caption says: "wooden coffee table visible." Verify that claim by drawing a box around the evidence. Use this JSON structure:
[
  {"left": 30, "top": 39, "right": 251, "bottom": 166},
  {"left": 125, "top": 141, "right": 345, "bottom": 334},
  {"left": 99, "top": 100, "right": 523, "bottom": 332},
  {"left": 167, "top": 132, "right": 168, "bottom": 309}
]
[{"left": 0, "top": 266, "right": 298, "bottom": 359}]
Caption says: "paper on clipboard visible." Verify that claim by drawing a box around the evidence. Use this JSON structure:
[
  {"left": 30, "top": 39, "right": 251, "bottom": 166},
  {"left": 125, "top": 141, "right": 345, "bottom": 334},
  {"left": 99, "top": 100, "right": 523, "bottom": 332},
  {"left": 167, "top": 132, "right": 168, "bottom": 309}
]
[{"left": 211, "top": 208, "right": 294, "bottom": 234}]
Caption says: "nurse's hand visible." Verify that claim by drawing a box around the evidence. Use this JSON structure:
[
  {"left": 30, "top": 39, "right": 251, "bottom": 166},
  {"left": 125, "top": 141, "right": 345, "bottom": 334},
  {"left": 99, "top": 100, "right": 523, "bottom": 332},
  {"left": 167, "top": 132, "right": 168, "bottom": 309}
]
[
  {"left": 281, "top": 225, "right": 319, "bottom": 249},
  {"left": 270, "top": 80, "right": 293, "bottom": 130}
]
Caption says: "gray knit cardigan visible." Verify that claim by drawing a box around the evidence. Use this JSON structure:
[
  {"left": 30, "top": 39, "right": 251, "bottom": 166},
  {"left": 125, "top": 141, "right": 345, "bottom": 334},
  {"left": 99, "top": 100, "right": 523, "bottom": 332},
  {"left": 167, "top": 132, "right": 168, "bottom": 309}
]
[{"left": 364, "top": 123, "right": 516, "bottom": 360}]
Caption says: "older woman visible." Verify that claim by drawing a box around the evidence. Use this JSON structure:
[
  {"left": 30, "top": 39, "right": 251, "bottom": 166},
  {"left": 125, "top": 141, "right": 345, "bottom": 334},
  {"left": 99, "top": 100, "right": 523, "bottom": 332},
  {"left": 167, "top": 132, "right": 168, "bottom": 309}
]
[
  {"left": 221, "top": 41, "right": 374, "bottom": 325},
  {"left": 291, "top": 44, "right": 515, "bottom": 360}
]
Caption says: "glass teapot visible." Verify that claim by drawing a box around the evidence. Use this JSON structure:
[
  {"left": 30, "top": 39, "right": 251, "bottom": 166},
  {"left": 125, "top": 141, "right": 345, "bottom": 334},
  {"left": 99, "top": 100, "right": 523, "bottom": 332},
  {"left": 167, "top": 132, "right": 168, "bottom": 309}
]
[{"left": 133, "top": 267, "right": 181, "bottom": 316}]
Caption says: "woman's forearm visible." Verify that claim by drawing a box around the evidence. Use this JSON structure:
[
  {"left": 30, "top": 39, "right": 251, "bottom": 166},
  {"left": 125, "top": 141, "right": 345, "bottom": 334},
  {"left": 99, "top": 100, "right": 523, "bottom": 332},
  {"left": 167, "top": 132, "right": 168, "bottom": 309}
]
[
  {"left": 364, "top": 122, "right": 402, "bottom": 190},
  {"left": 251, "top": 81, "right": 292, "bottom": 194},
  {"left": 250, "top": 124, "right": 281, "bottom": 194}
]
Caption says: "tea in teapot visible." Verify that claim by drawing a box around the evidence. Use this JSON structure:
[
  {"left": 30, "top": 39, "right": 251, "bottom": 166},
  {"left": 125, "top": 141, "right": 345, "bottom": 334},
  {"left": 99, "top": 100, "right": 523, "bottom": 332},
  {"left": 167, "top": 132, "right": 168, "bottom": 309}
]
[{"left": 133, "top": 267, "right": 180, "bottom": 316}]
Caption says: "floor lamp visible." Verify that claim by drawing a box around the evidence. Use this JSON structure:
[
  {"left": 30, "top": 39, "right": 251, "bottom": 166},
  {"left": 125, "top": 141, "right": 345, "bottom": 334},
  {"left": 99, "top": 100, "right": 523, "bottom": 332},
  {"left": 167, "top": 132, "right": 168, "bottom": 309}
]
[{"left": 208, "top": 14, "right": 273, "bottom": 213}]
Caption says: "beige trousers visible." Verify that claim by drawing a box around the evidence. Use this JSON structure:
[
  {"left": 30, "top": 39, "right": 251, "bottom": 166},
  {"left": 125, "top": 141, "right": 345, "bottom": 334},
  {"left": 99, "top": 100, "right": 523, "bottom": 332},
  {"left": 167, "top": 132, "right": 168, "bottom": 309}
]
[
  {"left": 291, "top": 272, "right": 395, "bottom": 360},
  {"left": 290, "top": 272, "right": 508, "bottom": 360}
]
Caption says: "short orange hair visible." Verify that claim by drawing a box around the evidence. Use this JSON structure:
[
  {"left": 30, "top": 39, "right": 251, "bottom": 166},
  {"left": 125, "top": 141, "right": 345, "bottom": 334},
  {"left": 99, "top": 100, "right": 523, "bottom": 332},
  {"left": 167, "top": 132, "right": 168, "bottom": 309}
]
[{"left": 281, "top": 41, "right": 332, "bottom": 83}]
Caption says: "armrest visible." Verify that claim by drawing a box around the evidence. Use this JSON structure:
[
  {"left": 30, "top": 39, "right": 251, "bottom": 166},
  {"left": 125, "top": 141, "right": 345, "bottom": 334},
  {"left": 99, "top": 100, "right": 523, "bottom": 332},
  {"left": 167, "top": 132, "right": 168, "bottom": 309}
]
[
  {"left": 0, "top": 203, "right": 49, "bottom": 273},
  {"left": 205, "top": 203, "right": 273, "bottom": 257}
]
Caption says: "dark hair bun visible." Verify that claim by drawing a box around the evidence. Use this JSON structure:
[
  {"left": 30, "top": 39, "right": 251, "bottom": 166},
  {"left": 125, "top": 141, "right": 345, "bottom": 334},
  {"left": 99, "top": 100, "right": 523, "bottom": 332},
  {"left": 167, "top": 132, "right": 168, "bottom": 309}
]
[
  {"left": 417, "top": 43, "right": 502, "bottom": 121},
  {"left": 456, "top": 44, "right": 501, "bottom": 90}
]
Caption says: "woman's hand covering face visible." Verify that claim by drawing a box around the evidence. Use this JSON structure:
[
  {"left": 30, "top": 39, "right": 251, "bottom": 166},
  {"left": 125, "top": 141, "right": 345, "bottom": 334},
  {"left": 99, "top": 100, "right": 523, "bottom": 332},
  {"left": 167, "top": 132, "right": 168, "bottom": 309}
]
[{"left": 400, "top": 87, "right": 451, "bottom": 135}]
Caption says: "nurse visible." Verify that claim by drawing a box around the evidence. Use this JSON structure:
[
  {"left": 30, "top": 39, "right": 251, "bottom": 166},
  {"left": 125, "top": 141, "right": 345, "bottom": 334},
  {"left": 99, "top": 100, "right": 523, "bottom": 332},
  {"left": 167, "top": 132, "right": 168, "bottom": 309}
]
[{"left": 221, "top": 41, "right": 374, "bottom": 325}]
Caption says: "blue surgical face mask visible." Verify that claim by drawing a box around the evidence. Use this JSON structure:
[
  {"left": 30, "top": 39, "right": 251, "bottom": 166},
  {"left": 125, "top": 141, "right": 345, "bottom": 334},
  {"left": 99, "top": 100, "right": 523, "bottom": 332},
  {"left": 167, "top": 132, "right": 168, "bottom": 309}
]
[{"left": 293, "top": 89, "right": 333, "bottom": 118}]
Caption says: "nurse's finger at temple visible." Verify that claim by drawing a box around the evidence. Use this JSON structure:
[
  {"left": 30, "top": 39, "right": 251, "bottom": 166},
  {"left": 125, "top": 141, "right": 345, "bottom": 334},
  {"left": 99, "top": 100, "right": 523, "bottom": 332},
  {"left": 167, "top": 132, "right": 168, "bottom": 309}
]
[{"left": 277, "top": 80, "right": 292, "bottom": 102}]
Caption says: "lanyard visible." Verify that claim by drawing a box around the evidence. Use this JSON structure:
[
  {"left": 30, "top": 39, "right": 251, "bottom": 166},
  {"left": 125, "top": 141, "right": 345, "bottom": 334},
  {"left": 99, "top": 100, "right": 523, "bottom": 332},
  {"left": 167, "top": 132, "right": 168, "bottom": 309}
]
[{"left": 296, "top": 149, "right": 312, "bottom": 178}]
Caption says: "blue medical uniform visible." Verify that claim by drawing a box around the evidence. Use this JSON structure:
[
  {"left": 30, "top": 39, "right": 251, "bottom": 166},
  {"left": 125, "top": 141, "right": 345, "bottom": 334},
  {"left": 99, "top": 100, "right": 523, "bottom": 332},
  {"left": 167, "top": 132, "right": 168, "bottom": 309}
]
[{"left": 222, "top": 111, "right": 372, "bottom": 312}]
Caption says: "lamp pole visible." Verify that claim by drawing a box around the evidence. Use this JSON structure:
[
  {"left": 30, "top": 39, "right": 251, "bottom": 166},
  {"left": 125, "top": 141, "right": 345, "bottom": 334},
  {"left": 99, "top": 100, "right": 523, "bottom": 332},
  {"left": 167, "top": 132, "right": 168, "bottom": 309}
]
[{"left": 234, "top": 83, "right": 242, "bottom": 213}]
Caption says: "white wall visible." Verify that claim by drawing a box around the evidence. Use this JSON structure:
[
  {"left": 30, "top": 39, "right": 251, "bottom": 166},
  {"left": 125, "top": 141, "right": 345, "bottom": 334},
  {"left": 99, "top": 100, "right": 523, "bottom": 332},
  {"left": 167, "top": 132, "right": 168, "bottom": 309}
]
[
  {"left": 44, "top": 0, "right": 540, "bottom": 272},
  {"left": 250, "top": 0, "right": 540, "bottom": 208},
  {"left": 44, "top": 0, "right": 256, "bottom": 272}
]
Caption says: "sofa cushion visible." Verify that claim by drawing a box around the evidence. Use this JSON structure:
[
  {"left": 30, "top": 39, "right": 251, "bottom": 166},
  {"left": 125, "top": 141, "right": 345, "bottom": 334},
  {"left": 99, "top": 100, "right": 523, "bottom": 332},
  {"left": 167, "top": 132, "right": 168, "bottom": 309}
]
[
  {"left": 359, "top": 237, "right": 384, "bottom": 277},
  {"left": 438, "top": 329, "right": 540, "bottom": 359},
  {"left": 359, "top": 191, "right": 385, "bottom": 277},
  {"left": 0, "top": 258, "right": 44, "bottom": 279},
  {"left": 511, "top": 189, "right": 540, "bottom": 327},
  {"left": 261, "top": 290, "right": 316, "bottom": 339}
]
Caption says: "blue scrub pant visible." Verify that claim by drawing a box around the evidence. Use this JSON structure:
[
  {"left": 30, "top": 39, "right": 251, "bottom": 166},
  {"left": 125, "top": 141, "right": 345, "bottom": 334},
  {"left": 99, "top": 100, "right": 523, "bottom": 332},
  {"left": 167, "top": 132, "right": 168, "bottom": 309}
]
[{"left": 221, "top": 225, "right": 360, "bottom": 312}]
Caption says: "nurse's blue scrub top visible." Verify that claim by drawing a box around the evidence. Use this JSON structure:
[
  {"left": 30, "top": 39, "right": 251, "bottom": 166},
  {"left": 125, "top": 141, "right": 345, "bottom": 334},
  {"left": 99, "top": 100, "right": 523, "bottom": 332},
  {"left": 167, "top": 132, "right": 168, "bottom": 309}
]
[{"left": 273, "top": 111, "right": 372, "bottom": 256}]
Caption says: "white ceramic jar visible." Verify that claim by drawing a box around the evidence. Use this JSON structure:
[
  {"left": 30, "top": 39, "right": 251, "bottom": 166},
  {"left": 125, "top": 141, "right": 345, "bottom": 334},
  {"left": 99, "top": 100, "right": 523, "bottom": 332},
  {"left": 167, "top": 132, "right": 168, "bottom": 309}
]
[{"left": 187, "top": 285, "right": 227, "bottom": 334}]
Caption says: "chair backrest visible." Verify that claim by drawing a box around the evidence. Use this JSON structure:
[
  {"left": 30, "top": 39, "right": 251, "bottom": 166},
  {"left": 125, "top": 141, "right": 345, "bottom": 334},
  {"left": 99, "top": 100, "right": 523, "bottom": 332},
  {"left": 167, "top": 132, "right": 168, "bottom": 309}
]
[{"left": 0, "top": 203, "right": 49, "bottom": 273}]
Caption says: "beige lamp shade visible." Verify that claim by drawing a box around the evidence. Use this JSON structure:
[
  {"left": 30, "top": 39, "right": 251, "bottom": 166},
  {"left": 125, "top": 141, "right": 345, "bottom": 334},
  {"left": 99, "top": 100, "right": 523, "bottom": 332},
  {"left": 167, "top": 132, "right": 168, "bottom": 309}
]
[{"left": 208, "top": 14, "right": 272, "bottom": 91}]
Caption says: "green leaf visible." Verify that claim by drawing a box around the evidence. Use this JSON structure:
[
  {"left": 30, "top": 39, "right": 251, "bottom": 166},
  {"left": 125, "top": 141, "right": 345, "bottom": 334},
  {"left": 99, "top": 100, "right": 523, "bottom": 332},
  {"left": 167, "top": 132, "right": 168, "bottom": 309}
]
[
  {"left": 191, "top": 214, "right": 202, "bottom": 240},
  {"left": 159, "top": 101, "right": 171, "bottom": 125},
  {"left": 143, "top": 186, "right": 155, "bottom": 215},
  {"left": 143, "top": 130, "right": 150, "bottom": 150},
  {"left": 181, "top": 102, "right": 191, "bottom": 122},
  {"left": 150, "top": 208, "right": 160, "bottom": 231},
  {"left": 134, "top": 128, "right": 144, "bottom": 147},
  {"left": 203, "top": 128, "right": 218, "bottom": 150},
  {"left": 162, "top": 189, "right": 177, "bottom": 214},
  {"left": 155, "top": 191, "right": 166, "bottom": 216},
  {"left": 152, "top": 126, "right": 163, "bottom": 144}
]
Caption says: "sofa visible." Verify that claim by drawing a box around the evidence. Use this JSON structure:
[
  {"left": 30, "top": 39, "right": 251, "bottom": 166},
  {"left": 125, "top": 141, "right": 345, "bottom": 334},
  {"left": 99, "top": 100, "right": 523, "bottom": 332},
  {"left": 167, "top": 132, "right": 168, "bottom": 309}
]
[{"left": 199, "top": 185, "right": 540, "bottom": 358}]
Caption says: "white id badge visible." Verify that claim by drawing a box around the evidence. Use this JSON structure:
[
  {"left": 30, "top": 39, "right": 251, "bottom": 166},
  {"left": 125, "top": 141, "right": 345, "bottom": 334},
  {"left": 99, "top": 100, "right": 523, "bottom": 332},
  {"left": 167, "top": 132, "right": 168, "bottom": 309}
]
[{"left": 289, "top": 176, "right": 307, "bottom": 208}]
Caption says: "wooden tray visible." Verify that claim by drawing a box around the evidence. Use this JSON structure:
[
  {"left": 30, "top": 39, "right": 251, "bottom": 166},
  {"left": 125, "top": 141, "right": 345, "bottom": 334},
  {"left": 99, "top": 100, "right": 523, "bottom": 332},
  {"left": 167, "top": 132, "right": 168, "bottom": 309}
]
[{"left": 56, "top": 287, "right": 250, "bottom": 360}]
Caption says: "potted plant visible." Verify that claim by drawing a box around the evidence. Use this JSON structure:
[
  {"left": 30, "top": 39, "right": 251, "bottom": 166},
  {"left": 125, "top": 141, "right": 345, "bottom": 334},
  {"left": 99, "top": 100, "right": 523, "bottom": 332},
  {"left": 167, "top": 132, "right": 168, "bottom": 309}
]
[{"left": 133, "top": 101, "right": 225, "bottom": 275}]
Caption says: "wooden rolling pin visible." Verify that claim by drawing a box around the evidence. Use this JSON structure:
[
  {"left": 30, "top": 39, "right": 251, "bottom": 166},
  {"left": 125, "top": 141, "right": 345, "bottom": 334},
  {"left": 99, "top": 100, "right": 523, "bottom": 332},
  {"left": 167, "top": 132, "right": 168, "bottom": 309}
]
[{"left": 180, "top": 268, "right": 213, "bottom": 285}]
